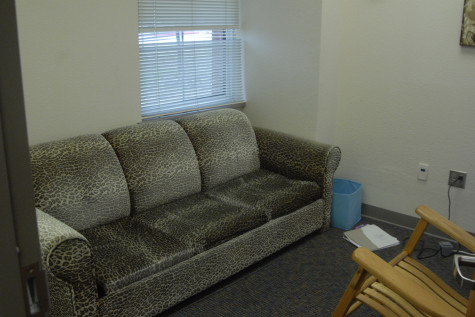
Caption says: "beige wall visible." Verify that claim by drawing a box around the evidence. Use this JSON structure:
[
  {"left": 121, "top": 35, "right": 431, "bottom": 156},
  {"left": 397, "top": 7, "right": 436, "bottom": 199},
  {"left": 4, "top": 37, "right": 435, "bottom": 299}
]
[
  {"left": 322, "top": 0, "right": 475, "bottom": 232},
  {"left": 243, "top": 0, "right": 475, "bottom": 232},
  {"left": 315, "top": 0, "right": 343, "bottom": 145},
  {"left": 16, "top": 0, "right": 475, "bottom": 231},
  {"left": 16, "top": 0, "right": 141, "bottom": 145},
  {"left": 241, "top": 0, "right": 322, "bottom": 140}
]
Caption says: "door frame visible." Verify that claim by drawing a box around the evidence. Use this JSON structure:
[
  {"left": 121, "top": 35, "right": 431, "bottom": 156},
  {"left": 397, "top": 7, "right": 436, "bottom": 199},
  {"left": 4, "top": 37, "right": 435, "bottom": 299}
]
[{"left": 0, "top": 0, "right": 49, "bottom": 315}]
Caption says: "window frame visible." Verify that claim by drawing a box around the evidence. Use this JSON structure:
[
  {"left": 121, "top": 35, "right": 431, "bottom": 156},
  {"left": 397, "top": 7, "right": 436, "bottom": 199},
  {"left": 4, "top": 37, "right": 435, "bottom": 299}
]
[{"left": 137, "top": 0, "right": 246, "bottom": 119}]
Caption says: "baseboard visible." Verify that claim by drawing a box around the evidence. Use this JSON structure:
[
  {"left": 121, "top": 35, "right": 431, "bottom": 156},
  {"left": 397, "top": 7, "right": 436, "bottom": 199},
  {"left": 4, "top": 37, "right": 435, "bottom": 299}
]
[{"left": 361, "top": 204, "right": 474, "bottom": 241}]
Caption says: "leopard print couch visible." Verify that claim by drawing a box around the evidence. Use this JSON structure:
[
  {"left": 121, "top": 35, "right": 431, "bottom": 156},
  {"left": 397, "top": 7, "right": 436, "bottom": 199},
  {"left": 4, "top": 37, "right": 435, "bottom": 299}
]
[{"left": 30, "top": 108, "right": 341, "bottom": 317}]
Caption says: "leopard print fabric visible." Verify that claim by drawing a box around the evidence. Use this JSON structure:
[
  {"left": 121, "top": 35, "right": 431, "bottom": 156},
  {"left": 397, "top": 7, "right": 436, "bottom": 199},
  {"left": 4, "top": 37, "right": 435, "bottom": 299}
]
[
  {"left": 205, "top": 169, "right": 321, "bottom": 220},
  {"left": 103, "top": 121, "right": 201, "bottom": 214},
  {"left": 30, "top": 135, "right": 131, "bottom": 231},
  {"left": 97, "top": 200, "right": 324, "bottom": 317},
  {"left": 175, "top": 109, "right": 260, "bottom": 190},
  {"left": 80, "top": 217, "right": 198, "bottom": 295},
  {"left": 36, "top": 209, "right": 98, "bottom": 317},
  {"left": 33, "top": 111, "right": 340, "bottom": 317},
  {"left": 132, "top": 192, "right": 268, "bottom": 250},
  {"left": 50, "top": 240, "right": 98, "bottom": 317},
  {"left": 253, "top": 127, "right": 341, "bottom": 230}
]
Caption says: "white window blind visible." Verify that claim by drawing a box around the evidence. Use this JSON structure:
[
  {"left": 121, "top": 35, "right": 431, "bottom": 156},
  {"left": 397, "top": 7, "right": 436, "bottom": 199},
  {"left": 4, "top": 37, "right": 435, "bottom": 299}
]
[{"left": 138, "top": 0, "right": 245, "bottom": 118}]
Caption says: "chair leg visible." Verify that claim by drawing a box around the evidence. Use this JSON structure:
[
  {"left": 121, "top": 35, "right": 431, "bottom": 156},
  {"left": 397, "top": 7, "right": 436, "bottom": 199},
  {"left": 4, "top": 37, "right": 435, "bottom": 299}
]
[
  {"left": 332, "top": 267, "right": 368, "bottom": 317},
  {"left": 466, "top": 271, "right": 475, "bottom": 317},
  {"left": 403, "top": 218, "right": 428, "bottom": 256}
]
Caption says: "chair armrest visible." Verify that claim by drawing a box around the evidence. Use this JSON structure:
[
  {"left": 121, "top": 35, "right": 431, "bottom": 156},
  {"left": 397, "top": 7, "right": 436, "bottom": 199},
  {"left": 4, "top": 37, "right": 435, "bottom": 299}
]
[
  {"left": 416, "top": 205, "right": 475, "bottom": 254},
  {"left": 254, "top": 127, "right": 341, "bottom": 184},
  {"left": 353, "top": 247, "right": 463, "bottom": 317},
  {"left": 36, "top": 209, "right": 97, "bottom": 317}
]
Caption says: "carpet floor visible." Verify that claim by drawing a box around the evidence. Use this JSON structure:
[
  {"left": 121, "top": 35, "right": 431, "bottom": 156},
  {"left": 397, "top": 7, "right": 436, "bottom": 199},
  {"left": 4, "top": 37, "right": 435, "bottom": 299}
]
[{"left": 159, "top": 216, "right": 472, "bottom": 316}]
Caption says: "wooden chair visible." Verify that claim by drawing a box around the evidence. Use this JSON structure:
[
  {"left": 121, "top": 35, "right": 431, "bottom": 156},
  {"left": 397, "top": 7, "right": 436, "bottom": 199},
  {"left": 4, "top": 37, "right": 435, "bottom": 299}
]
[{"left": 332, "top": 205, "right": 475, "bottom": 317}]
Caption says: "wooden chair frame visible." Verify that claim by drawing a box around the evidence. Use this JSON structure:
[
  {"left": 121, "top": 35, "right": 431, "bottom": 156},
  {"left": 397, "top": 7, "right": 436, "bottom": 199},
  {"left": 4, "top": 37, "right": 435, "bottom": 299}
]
[{"left": 332, "top": 205, "right": 475, "bottom": 317}]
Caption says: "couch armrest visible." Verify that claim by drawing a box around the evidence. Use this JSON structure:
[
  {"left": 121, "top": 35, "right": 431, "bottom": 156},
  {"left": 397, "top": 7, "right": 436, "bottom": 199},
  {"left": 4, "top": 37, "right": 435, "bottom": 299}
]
[
  {"left": 254, "top": 127, "right": 341, "bottom": 183},
  {"left": 254, "top": 127, "right": 341, "bottom": 229},
  {"left": 36, "top": 209, "right": 98, "bottom": 317}
]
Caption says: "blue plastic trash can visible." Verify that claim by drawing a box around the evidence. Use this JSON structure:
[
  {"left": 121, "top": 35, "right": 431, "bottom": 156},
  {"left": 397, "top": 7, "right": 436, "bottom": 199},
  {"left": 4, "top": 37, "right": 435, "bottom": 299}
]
[{"left": 331, "top": 178, "right": 362, "bottom": 230}]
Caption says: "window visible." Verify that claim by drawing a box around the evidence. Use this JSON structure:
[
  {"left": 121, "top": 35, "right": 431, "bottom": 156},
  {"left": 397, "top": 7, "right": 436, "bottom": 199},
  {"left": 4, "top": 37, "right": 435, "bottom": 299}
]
[{"left": 138, "top": 0, "right": 245, "bottom": 118}]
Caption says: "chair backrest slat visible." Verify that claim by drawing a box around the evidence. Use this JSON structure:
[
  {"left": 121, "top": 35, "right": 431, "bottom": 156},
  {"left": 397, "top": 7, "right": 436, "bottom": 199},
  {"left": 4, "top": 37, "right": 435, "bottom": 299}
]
[{"left": 333, "top": 205, "right": 475, "bottom": 317}]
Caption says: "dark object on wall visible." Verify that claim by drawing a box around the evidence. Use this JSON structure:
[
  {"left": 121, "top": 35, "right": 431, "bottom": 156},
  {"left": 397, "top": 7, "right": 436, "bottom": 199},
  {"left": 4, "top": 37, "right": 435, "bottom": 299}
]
[{"left": 461, "top": 0, "right": 475, "bottom": 46}]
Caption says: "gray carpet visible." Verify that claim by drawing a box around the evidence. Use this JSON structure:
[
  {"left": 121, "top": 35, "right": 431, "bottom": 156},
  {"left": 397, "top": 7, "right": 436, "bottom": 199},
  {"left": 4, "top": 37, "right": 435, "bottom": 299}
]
[{"left": 159, "top": 217, "right": 472, "bottom": 316}]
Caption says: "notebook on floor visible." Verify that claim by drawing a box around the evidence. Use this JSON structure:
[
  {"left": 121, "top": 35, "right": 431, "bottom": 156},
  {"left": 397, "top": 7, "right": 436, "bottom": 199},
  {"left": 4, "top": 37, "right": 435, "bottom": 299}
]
[{"left": 343, "top": 224, "right": 400, "bottom": 251}]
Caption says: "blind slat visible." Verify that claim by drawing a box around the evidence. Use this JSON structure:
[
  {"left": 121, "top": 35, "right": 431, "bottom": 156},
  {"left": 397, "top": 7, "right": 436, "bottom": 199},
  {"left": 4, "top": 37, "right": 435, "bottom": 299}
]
[{"left": 138, "top": 0, "right": 239, "bottom": 28}]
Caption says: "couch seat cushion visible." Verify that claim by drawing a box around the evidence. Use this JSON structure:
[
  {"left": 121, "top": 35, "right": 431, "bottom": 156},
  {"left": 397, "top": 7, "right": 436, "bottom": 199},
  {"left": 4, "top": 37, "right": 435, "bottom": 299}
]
[
  {"left": 133, "top": 194, "right": 268, "bottom": 250},
  {"left": 206, "top": 169, "right": 321, "bottom": 220},
  {"left": 80, "top": 218, "right": 198, "bottom": 295}
]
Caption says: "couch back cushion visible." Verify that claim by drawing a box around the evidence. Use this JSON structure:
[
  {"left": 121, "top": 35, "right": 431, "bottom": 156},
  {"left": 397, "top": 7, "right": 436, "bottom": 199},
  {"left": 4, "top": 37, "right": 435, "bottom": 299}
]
[
  {"left": 176, "top": 109, "right": 260, "bottom": 190},
  {"left": 30, "top": 135, "right": 131, "bottom": 231},
  {"left": 103, "top": 120, "right": 201, "bottom": 213}
]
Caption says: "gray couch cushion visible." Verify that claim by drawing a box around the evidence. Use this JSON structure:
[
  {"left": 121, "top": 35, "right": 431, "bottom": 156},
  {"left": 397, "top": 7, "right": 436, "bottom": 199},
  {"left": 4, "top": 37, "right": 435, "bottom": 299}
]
[
  {"left": 81, "top": 218, "right": 198, "bottom": 295},
  {"left": 133, "top": 194, "right": 268, "bottom": 249},
  {"left": 175, "top": 109, "right": 260, "bottom": 190},
  {"left": 30, "top": 135, "right": 131, "bottom": 231},
  {"left": 103, "top": 120, "right": 201, "bottom": 214},
  {"left": 206, "top": 169, "right": 321, "bottom": 219}
]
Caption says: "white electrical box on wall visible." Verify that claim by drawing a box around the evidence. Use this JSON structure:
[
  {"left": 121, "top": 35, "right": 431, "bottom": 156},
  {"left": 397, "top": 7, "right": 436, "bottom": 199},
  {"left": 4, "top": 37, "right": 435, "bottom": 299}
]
[{"left": 418, "top": 162, "right": 429, "bottom": 181}]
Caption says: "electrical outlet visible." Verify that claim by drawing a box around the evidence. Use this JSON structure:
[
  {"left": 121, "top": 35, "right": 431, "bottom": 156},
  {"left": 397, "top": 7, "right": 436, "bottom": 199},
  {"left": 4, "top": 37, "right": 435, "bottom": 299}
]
[{"left": 448, "top": 170, "right": 467, "bottom": 189}]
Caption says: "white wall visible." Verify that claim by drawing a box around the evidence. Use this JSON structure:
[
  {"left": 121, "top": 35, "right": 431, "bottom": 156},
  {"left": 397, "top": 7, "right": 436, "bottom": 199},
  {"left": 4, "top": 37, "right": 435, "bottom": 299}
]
[
  {"left": 241, "top": 0, "right": 322, "bottom": 140},
  {"left": 15, "top": 0, "right": 475, "bottom": 231},
  {"left": 315, "top": 0, "right": 344, "bottom": 145},
  {"left": 16, "top": 0, "right": 142, "bottom": 145},
  {"left": 243, "top": 0, "right": 475, "bottom": 232},
  {"left": 322, "top": 0, "right": 475, "bottom": 232}
]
